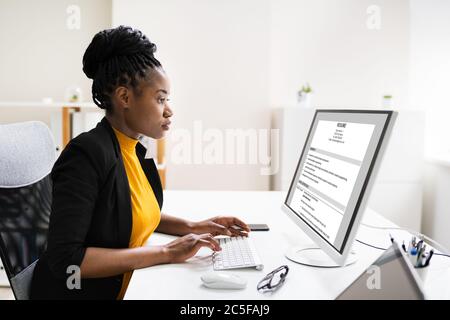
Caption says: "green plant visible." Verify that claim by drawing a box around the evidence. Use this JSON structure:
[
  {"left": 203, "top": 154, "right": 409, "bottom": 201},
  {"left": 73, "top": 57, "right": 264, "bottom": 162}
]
[{"left": 299, "top": 83, "right": 312, "bottom": 94}]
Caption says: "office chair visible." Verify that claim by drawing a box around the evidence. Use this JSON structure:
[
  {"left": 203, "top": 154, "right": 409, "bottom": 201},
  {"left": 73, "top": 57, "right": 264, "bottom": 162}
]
[{"left": 0, "top": 121, "right": 56, "bottom": 300}]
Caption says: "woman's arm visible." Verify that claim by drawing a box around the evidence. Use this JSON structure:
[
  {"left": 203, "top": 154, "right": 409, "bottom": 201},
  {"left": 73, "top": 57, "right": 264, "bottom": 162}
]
[
  {"left": 156, "top": 213, "right": 250, "bottom": 237},
  {"left": 80, "top": 246, "right": 169, "bottom": 278},
  {"left": 81, "top": 213, "right": 250, "bottom": 278},
  {"left": 155, "top": 213, "right": 194, "bottom": 236},
  {"left": 80, "top": 233, "right": 221, "bottom": 278}
]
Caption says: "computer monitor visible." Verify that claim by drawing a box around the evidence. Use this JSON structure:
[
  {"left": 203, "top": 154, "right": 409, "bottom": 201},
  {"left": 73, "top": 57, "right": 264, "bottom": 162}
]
[{"left": 282, "top": 109, "right": 397, "bottom": 267}]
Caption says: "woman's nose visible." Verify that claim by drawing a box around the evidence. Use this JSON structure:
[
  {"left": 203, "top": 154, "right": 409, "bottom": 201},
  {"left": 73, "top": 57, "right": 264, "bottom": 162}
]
[{"left": 164, "top": 106, "right": 173, "bottom": 118}]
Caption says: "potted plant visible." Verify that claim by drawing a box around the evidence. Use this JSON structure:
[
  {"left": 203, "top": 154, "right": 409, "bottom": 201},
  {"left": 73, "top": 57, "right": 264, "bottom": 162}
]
[
  {"left": 382, "top": 94, "right": 393, "bottom": 109},
  {"left": 65, "top": 85, "right": 83, "bottom": 103},
  {"left": 297, "top": 83, "right": 313, "bottom": 108}
]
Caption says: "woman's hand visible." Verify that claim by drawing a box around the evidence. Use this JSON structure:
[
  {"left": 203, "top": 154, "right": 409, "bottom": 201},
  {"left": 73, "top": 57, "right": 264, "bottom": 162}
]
[
  {"left": 163, "top": 233, "right": 221, "bottom": 263},
  {"left": 191, "top": 216, "right": 251, "bottom": 237}
]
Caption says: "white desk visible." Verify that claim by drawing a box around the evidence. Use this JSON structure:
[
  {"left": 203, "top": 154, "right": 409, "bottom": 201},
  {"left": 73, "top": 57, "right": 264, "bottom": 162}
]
[{"left": 125, "top": 191, "right": 450, "bottom": 300}]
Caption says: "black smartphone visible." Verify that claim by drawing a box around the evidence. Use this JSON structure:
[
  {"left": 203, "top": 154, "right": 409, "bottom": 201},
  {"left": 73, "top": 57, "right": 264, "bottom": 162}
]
[{"left": 248, "top": 224, "right": 269, "bottom": 231}]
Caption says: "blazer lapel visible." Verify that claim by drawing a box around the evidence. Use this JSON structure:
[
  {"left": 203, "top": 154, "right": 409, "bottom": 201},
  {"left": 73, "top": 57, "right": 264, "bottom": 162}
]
[
  {"left": 114, "top": 158, "right": 132, "bottom": 248},
  {"left": 98, "top": 117, "right": 132, "bottom": 248},
  {"left": 136, "top": 142, "right": 163, "bottom": 210}
]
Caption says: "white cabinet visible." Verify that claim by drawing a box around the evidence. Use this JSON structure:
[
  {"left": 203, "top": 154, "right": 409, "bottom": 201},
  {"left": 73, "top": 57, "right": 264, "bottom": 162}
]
[
  {"left": 271, "top": 107, "right": 424, "bottom": 231},
  {"left": 369, "top": 110, "right": 425, "bottom": 231},
  {"left": 423, "top": 161, "right": 450, "bottom": 249}
]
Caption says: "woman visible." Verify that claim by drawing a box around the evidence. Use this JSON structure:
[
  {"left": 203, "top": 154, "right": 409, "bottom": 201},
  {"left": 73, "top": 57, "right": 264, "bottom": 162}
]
[{"left": 31, "top": 26, "right": 250, "bottom": 300}]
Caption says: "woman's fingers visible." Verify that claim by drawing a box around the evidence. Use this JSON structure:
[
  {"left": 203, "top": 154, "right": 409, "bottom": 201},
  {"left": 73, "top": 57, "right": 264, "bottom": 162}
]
[
  {"left": 198, "top": 233, "right": 221, "bottom": 251},
  {"left": 232, "top": 217, "right": 250, "bottom": 232},
  {"left": 195, "top": 238, "right": 221, "bottom": 252},
  {"left": 210, "top": 222, "right": 232, "bottom": 236},
  {"left": 230, "top": 226, "right": 249, "bottom": 237},
  {"left": 211, "top": 216, "right": 250, "bottom": 236}
]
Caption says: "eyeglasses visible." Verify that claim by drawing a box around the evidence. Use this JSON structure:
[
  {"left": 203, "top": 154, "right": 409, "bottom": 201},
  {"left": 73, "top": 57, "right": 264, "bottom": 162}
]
[{"left": 257, "top": 265, "right": 289, "bottom": 292}]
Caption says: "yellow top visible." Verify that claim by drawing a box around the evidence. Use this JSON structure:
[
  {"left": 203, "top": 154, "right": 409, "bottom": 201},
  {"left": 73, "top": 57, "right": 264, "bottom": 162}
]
[{"left": 113, "top": 127, "right": 161, "bottom": 300}]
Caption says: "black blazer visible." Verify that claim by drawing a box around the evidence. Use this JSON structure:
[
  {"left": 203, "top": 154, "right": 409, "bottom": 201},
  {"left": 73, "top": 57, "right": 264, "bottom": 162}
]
[{"left": 31, "top": 117, "right": 163, "bottom": 300}]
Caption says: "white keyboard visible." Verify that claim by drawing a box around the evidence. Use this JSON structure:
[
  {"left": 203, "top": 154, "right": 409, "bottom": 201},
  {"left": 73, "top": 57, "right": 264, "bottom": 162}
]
[{"left": 212, "top": 236, "right": 263, "bottom": 270}]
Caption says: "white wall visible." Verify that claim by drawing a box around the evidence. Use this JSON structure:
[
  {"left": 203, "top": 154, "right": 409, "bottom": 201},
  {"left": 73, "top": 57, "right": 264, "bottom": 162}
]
[
  {"left": 0, "top": 0, "right": 111, "bottom": 126},
  {"left": 410, "top": 0, "right": 450, "bottom": 157},
  {"left": 113, "top": 0, "right": 272, "bottom": 190},
  {"left": 269, "top": 0, "right": 410, "bottom": 109},
  {"left": 411, "top": 0, "right": 450, "bottom": 249},
  {"left": 113, "top": 0, "right": 411, "bottom": 191}
]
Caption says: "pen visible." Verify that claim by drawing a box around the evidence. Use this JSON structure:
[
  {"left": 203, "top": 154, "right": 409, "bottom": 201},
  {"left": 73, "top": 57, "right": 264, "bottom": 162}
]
[
  {"left": 424, "top": 249, "right": 434, "bottom": 267},
  {"left": 402, "top": 241, "right": 407, "bottom": 253},
  {"left": 408, "top": 236, "right": 415, "bottom": 253},
  {"left": 417, "top": 240, "right": 423, "bottom": 253},
  {"left": 415, "top": 254, "right": 422, "bottom": 268},
  {"left": 416, "top": 247, "right": 425, "bottom": 267},
  {"left": 389, "top": 233, "right": 394, "bottom": 244},
  {"left": 420, "top": 253, "right": 428, "bottom": 268}
]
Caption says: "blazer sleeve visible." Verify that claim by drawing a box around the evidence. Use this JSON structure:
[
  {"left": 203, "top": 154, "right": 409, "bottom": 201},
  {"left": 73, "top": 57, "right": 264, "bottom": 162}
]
[{"left": 45, "top": 139, "right": 102, "bottom": 279}]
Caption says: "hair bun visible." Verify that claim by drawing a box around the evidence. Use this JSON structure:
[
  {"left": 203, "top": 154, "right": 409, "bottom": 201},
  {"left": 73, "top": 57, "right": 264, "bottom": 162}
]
[{"left": 83, "top": 25, "right": 157, "bottom": 80}]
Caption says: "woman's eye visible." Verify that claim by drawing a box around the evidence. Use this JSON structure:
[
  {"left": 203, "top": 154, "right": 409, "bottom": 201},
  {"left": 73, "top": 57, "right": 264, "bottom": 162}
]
[{"left": 158, "top": 98, "right": 170, "bottom": 104}]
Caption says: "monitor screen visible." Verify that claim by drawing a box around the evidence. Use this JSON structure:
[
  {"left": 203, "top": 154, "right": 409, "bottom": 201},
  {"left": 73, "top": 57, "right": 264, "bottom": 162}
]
[{"left": 284, "top": 110, "right": 395, "bottom": 258}]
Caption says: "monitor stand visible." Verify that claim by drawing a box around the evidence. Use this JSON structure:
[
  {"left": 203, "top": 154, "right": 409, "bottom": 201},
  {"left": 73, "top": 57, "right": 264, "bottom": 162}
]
[{"left": 285, "top": 246, "right": 357, "bottom": 267}]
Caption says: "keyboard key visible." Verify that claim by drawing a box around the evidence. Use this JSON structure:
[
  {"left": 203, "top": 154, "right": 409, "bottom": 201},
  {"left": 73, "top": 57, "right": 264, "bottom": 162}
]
[{"left": 212, "top": 236, "right": 263, "bottom": 270}]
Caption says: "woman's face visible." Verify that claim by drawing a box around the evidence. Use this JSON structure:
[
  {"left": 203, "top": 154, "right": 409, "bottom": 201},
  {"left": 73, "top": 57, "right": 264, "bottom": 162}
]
[{"left": 124, "top": 68, "right": 173, "bottom": 139}]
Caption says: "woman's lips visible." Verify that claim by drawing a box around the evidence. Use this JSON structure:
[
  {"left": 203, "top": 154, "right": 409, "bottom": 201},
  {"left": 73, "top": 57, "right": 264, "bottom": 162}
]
[{"left": 162, "top": 121, "right": 171, "bottom": 130}]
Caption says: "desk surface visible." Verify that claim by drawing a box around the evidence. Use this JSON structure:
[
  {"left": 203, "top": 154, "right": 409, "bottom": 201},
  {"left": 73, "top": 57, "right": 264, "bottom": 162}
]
[{"left": 125, "top": 191, "right": 450, "bottom": 300}]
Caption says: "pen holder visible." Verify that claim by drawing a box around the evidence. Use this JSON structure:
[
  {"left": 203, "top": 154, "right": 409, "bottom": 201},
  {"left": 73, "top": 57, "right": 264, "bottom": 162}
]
[{"left": 414, "top": 266, "right": 429, "bottom": 284}]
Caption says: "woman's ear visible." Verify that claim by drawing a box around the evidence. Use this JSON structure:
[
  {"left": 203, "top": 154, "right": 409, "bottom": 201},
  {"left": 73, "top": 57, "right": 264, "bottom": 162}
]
[{"left": 113, "top": 86, "right": 130, "bottom": 111}]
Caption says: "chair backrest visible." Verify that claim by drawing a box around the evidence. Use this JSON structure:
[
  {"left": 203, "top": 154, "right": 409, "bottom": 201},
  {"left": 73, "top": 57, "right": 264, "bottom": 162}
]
[{"left": 0, "top": 121, "right": 56, "bottom": 300}]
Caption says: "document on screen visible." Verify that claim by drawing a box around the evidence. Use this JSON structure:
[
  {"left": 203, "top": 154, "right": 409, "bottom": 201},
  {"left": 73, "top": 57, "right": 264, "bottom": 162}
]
[{"left": 289, "top": 120, "right": 375, "bottom": 244}]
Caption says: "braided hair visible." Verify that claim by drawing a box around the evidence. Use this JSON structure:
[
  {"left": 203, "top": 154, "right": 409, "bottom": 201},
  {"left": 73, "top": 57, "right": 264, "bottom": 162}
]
[{"left": 82, "top": 25, "right": 162, "bottom": 113}]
